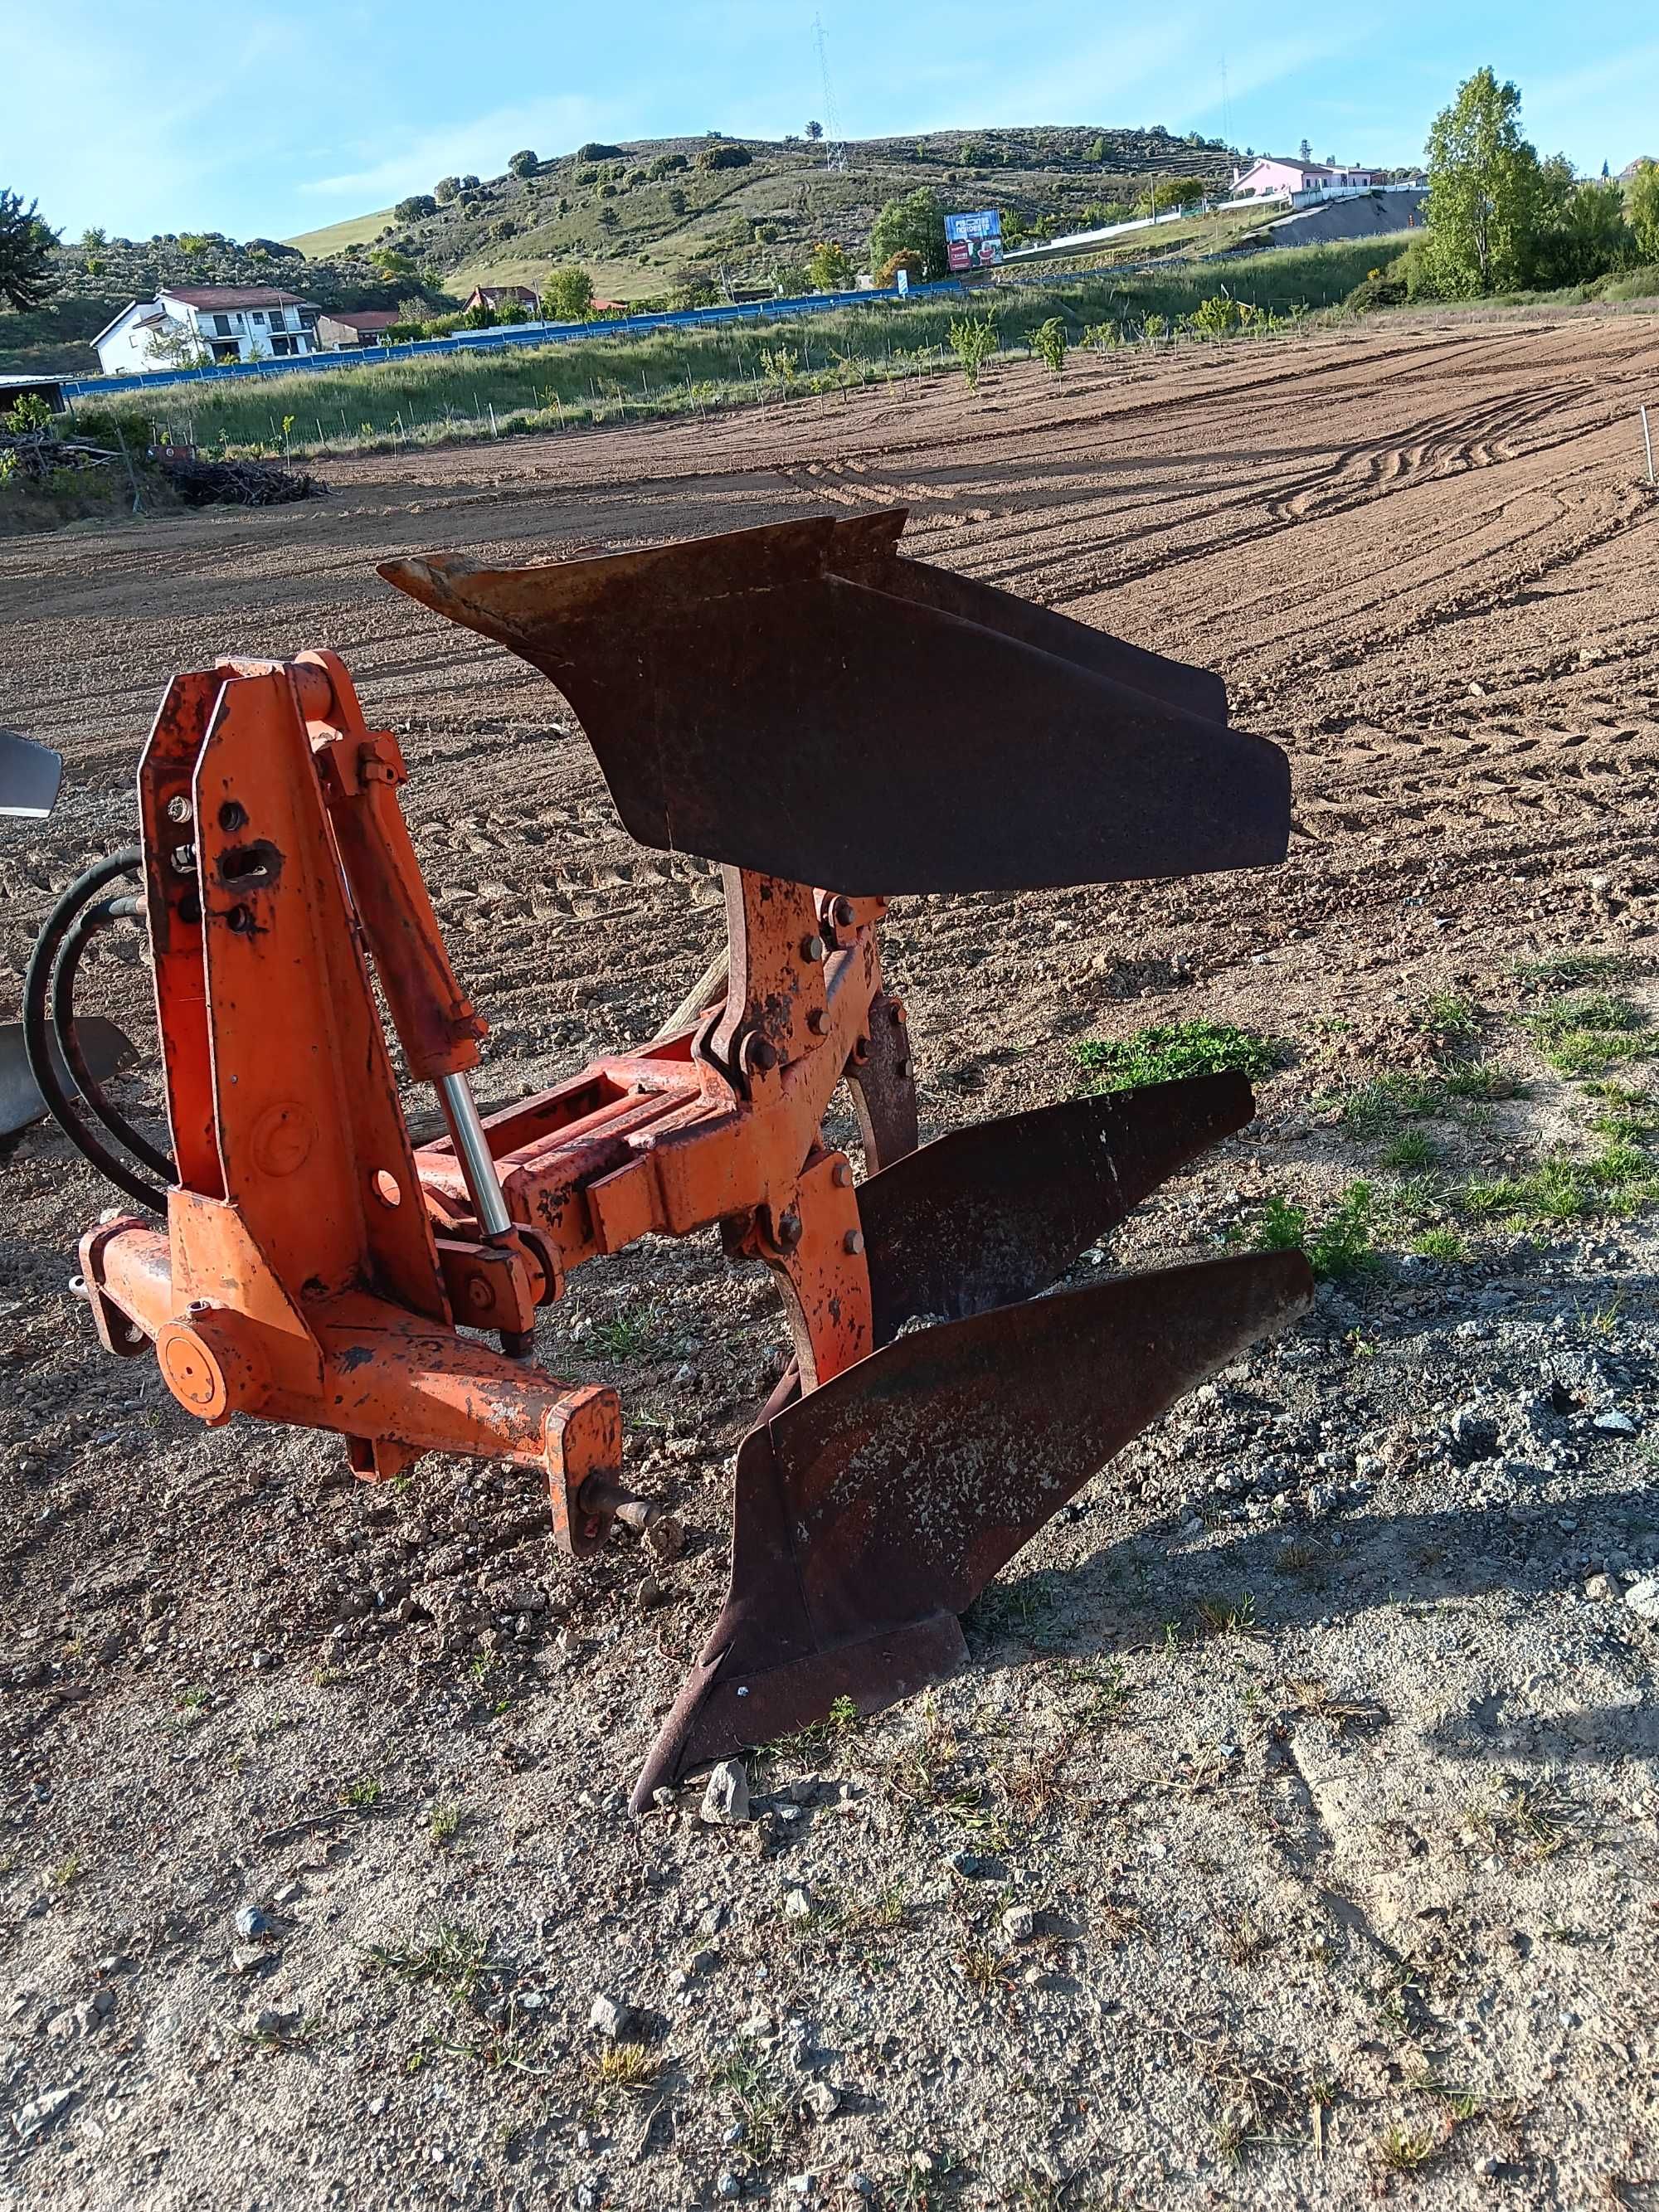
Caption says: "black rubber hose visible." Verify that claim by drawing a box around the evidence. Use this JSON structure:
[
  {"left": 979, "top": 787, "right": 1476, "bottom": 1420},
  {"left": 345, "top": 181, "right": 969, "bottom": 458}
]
[
  {"left": 22, "top": 848, "right": 169, "bottom": 1212},
  {"left": 53, "top": 893, "right": 173, "bottom": 1182}
]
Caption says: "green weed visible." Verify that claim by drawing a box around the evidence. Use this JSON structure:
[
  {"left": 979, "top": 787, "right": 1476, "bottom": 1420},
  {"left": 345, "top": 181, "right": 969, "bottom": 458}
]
[
  {"left": 1253, "top": 1182, "right": 1377, "bottom": 1281},
  {"left": 1073, "top": 1020, "right": 1281, "bottom": 1093}
]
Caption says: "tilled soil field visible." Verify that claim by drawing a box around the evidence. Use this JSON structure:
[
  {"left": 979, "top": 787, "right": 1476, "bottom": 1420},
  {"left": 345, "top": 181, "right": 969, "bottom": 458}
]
[{"left": 2, "top": 309, "right": 1659, "bottom": 2210}]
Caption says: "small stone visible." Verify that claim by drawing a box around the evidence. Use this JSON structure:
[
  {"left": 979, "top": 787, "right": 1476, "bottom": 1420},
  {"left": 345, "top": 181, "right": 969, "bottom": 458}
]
[
  {"left": 1623, "top": 1577, "right": 1659, "bottom": 1625},
  {"left": 589, "top": 1992, "right": 637, "bottom": 2039},
  {"left": 786, "top": 2174, "right": 818, "bottom": 2198},
  {"left": 688, "top": 1947, "right": 719, "bottom": 1976},
  {"left": 13, "top": 2087, "right": 75, "bottom": 2141},
  {"left": 1584, "top": 1573, "right": 1616, "bottom": 1601},
  {"left": 782, "top": 1886, "right": 812, "bottom": 1923},
  {"left": 230, "top": 1944, "right": 271, "bottom": 1975},
  {"left": 1593, "top": 1409, "right": 1637, "bottom": 1434},
  {"left": 715, "top": 2172, "right": 743, "bottom": 2200},
  {"left": 251, "top": 2005, "right": 299, "bottom": 2038},
  {"left": 73, "top": 1996, "right": 112, "bottom": 2035},
  {"left": 848, "top": 2177, "right": 874, "bottom": 2200},
  {"left": 701, "top": 1758, "right": 750, "bottom": 1826},
  {"left": 673, "top": 1363, "right": 697, "bottom": 1388},
  {"left": 234, "top": 1905, "right": 270, "bottom": 1939},
  {"left": 1001, "top": 1904, "right": 1038, "bottom": 1944},
  {"left": 801, "top": 2080, "right": 840, "bottom": 2121},
  {"left": 1306, "top": 1483, "right": 1338, "bottom": 1520}
]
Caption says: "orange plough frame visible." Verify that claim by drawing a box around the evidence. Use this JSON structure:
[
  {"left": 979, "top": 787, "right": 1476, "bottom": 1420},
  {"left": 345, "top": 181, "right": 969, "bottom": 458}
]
[{"left": 83, "top": 649, "right": 912, "bottom": 1553}]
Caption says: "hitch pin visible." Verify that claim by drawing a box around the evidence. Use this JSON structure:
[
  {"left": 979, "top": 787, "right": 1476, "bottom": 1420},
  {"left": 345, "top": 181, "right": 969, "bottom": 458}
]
[{"left": 435, "top": 1070, "right": 532, "bottom": 1359}]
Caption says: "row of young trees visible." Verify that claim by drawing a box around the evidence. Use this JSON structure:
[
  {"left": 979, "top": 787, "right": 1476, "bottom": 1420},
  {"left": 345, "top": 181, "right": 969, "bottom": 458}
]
[{"left": 1422, "top": 68, "right": 1657, "bottom": 294}]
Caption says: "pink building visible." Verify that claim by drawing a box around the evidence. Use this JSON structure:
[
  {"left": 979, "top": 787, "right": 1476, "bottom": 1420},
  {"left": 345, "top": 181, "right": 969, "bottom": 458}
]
[{"left": 1232, "top": 156, "right": 1382, "bottom": 197}]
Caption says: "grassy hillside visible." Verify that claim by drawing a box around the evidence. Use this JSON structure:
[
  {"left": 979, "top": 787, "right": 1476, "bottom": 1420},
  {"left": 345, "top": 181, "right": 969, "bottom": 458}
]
[
  {"left": 288, "top": 124, "right": 1239, "bottom": 308},
  {"left": 284, "top": 207, "right": 398, "bottom": 258}
]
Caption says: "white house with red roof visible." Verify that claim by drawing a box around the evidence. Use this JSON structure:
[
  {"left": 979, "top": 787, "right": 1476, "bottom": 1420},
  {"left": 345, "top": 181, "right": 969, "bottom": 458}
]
[{"left": 91, "top": 285, "right": 323, "bottom": 375}]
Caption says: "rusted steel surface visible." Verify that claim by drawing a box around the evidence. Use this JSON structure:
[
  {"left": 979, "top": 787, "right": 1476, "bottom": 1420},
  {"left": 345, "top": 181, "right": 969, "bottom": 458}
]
[
  {"left": 858, "top": 1071, "right": 1255, "bottom": 1344},
  {"left": 380, "top": 513, "right": 1290, "bottom": 896},
  {"left": 632, "top": 1248, "right": 1313, "bottom": 1803}
]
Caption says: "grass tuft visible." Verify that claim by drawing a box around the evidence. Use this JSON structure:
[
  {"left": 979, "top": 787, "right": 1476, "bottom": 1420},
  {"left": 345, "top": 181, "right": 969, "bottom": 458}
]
[{"left": 1528, "top": 991, "right": 1652, "bottom": 1077}]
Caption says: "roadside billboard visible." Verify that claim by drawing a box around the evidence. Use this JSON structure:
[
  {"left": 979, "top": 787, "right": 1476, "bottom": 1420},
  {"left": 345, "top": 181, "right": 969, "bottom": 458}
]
[{"left": 945, "top": 209, "right": 1003, "bottom": 272}]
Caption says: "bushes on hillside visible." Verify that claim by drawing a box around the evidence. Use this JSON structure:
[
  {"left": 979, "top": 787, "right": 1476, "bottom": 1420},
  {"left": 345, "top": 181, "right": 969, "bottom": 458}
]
[
  {"left": 394, "top": 194, "right": 438, "bottom": 222},
  {"left": 697, "top": 143, "right": 752, "bottom": 172},
  {"left": 508, "top": 149, "right": 539, "bottom": 178},
  {"left": 578, "top": 143, "right": 623, "bottom": 163}
]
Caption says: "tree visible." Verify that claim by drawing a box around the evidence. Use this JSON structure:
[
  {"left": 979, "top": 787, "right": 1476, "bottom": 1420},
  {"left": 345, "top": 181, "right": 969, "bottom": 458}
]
[
  {"left": 1530, "top": 167, "right": 1632, "bottom": 284},
  {"left": 807, "top": 239, "right": 854, "bottom": 290},
  {"left": 1422, "top": 68, "right": 1545, "bottom": 294},
  {"left": 806, "top": 119, "right": 824, "bottom": 142},
  {"left": 508, "top": 148, "right": 538, "bottom": 177},
  {"left": 868, "top": 187, "right": 947, "bottom": 280},
  {"left": 0, "top": 190, "right": 57, "bottom": 309},
  {"left": 1629, "top": 161, "right": 1659, "bottom": 261},
  {"left": 1297, "top": 139, "right": 1312, "bottom": 163},
  {"left": 542, "top": 265, "right": 595, "bottom": 320},
  {"left": 434, "top": 176, "right": 460, "bottom": 204},
  {"left": 667, "top": 186, "right": 688, "bottom": 216},
  {"left": 697, "top": 142, "right": 752, "bottom": 171}
]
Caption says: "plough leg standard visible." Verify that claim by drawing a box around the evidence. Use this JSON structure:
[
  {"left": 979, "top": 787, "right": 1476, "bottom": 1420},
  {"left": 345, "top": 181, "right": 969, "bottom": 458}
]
[{"left": 41, "top": 511, "right": 1311, "bottom": 1806}]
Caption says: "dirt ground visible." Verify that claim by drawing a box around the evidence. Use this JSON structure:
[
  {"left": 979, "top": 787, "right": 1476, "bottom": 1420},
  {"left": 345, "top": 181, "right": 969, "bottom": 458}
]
[{"left": 2, "top": 307, "right": 1659, "bottom": 2210}]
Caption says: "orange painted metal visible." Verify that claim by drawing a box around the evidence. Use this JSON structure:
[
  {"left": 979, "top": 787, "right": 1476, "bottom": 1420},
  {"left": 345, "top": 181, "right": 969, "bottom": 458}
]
[{"left": 83, "top": 642, "right": 901, "bottom": 1540}]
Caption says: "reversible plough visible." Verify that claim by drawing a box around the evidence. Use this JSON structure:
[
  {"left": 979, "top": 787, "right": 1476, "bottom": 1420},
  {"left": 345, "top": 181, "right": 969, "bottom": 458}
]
[{"left": 30, "top": 510, "right": 1311, "bottom": 1806}]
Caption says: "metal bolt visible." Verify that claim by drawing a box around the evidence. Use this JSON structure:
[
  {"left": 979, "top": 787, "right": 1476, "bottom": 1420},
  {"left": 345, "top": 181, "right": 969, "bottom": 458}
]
[
  {"left": 218, "top": 799, "right": 248, "bottom": 833},
  {"left": 850, "top": 1034, "right": 870, "bottom": 1066},
  {"left": 805, "top": 1007, "right": 828, "bottom": 1036},
  {"left": 776, "top": 1210, "right": 803, "bottom": 1247},
  {"left": 169, "top": 841, "right": 197, "bottom": 874},
  {"left": 843, "top": 1229, "right": 865, "bottom": 1257},
  {"left": 748, "top": 1036, "right": 779, "bottom": 1072},
  {"left": 830, "top": 896, "right": 855, "bottom": 930},
  {"left": 800, "top": 933, "right": 826, "bottom": 963},
  {"left": 831, "top": 1160, "right": 853, "bottom": 1189},
  {"left": 165, "top": 795, "right": 192, "bottom": 824},
  {"left": 466, "top": 1277, "right": 494, "bottom": 1310}
]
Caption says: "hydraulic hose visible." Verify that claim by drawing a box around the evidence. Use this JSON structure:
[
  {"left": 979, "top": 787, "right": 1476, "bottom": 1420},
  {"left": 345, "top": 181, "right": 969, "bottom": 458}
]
[{"left": 22, "top": 848, "right": 173, "bottom": 1212}]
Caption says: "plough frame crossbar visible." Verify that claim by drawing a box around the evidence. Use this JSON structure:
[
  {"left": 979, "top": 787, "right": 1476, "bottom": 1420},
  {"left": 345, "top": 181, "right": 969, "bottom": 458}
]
[{"left": 75, "top": 513, "right": 1312, "bottom": 1804}]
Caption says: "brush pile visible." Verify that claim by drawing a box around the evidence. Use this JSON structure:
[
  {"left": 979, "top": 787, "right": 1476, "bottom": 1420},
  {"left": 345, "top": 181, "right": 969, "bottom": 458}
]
[
  {"left": 156, "top": 455, "right": 327, "bottom": 508},
  {"left": 0, "top": 424, "right": 117, "bottom": 483}
]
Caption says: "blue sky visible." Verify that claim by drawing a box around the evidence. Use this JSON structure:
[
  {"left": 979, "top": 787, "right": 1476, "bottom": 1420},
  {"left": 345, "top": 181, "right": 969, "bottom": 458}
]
[{"left": 14, "top": 2, "right": 1657, "bottom": 241}]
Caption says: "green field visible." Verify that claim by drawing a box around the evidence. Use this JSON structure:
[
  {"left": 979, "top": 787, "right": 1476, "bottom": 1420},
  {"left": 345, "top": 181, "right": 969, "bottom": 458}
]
[{"left": 66, "top": 241, "right": 1405, "bottom": 462}]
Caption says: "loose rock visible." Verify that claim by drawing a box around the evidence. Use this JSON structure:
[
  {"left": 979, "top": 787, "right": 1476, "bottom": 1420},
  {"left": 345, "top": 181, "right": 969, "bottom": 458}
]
[{"left": 701, "top": 1758, "right": 750, "bottom": 1826}]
